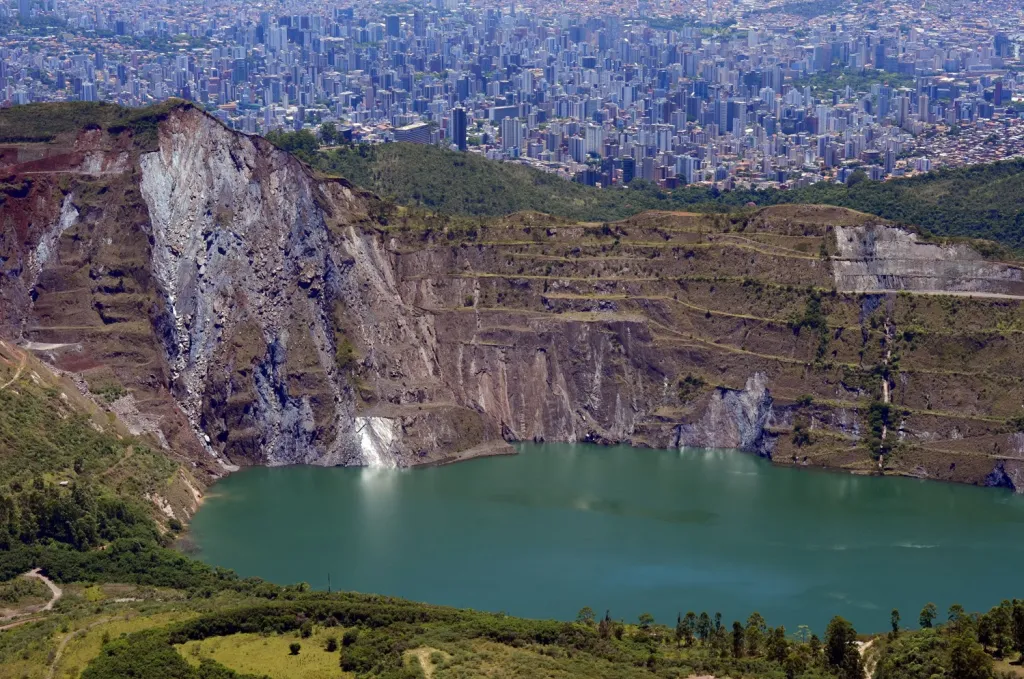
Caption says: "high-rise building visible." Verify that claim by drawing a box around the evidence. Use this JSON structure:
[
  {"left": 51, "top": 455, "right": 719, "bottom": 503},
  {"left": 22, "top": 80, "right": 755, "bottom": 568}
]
[
  {"left": 451, "top": 106, "right": 467, "bottom": 151},
  {"left": 394, "top": 122, "right": 431, "bottom": 144},
  {"left": 620, "top": 157, "right": 635, "bottom": 184},
  {"left": 501, "top": 117, "right": 524, "bottom": 151},
  {"left": 19, "top": 0, "right": 31, "bottom": 19},
  {"left": 677, "top": 155, "right": 701, "bottom": 184},
  {"left": 386, "top": 15, "right": 400, "bottom": 37},
  {"left": 569, "top": 135, "right": 587, "bottom": 162},
  {"left": 584, "top": 123, "right": 603, "bottom": 157}
]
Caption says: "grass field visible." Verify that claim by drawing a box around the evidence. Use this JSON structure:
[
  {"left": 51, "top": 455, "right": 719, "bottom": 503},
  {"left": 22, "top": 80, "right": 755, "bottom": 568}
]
[
  {"left": 52, "top": 609, "right": 197, "bottom": 679},
  {"left": 0, "top": 583, "right": 255, "bottom": 679},
  {"left": 178, "top": 628, "right": 355, "bottom": 679},
  {"left": 994, "top": 658, "right": 1024, "bottom": 678}
]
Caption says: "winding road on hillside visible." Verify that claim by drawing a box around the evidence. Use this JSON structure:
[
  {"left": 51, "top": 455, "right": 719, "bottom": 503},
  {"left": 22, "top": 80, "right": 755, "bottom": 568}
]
[
  {"left": 0, "top": 570, "right": 62, "bottom": 632},
  {"left": 27, "top": 569, "right": 62, "bottom": 612}
]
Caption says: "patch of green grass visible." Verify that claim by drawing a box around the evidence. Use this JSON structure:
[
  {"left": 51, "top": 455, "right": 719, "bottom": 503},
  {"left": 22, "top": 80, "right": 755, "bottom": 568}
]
[
  {"left": 53, "top": 610, "right": 199, "bottom": 679},
  {"left": 178, "top": 628, "right": 352, "bottom": 679},
  {"left": 0, "top": 100, "right": 192, "bottom": 148}
]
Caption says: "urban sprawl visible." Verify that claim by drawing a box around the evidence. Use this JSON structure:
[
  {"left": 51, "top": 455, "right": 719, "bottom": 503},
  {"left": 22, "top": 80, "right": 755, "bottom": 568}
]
[{"left": 5, "top": 0, "right": 1024, "bottom": 189}]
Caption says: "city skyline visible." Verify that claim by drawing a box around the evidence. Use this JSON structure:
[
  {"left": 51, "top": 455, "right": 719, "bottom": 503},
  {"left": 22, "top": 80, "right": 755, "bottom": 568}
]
[{"left": 2, "top": 0, "right": 1024, "bottom": 190}]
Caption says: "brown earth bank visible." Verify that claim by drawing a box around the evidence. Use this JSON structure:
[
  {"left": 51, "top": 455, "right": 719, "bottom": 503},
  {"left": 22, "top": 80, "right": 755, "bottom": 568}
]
[{"left": 1, "top": 100, "right": 1023, "bottom": 513}]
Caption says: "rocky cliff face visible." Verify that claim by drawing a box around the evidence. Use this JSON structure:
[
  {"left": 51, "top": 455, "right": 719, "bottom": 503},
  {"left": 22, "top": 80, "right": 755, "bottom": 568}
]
[
  {"left": 833, "top": 223, "right": 1024, "bottom": 295},
  {"left": 0, "top": 104, "right": 505, "bottom": 474},
  {"left": 2, "top": 104, "right": 1023, "bottom": 492}
]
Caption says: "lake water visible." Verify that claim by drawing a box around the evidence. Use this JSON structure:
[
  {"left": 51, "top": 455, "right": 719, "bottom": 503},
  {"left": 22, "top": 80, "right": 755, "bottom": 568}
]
[{"left": 189, "top": 443, "right": 1024, "bottom": 634}]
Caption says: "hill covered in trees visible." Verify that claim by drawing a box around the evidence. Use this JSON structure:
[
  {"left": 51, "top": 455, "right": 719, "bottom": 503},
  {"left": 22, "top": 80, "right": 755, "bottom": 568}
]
[{"left": 281, "top": 135, "right": 1024, "bottom": 250}]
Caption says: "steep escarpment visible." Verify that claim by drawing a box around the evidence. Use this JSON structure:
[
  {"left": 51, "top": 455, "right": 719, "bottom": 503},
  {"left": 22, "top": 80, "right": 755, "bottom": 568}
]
[
  {"left": 0, "top": 102, "right": 505, "bottom": 475},
  {"left": 1, "top": 103, "right": 1023, "bottom": 493},
  {"left": 383, "top": 206, "right": 1024, "bottom": 490}
]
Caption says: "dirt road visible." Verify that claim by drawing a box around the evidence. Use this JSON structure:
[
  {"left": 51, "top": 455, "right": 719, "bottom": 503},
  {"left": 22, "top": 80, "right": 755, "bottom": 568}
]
[{"left": 0, "top": 569, "right": 63, "bottom": 631}]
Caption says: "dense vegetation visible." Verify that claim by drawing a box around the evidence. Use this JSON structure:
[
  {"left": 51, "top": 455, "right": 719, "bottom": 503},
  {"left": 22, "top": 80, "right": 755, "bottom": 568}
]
[
  {"left": 0, "top": 356, "right": 232, "bottom": 591},
  {"left": 0, "top": 377, "right": 162, "bottom": 559},
  {"left": 272, "top": 134, "right": 1024, "bottom": 250},
  {"left": 790, "top": 68, "right": 917, "bottom": 96},
  {"left": 70, "top": 593, "right": 1024, "bottom": 679}
]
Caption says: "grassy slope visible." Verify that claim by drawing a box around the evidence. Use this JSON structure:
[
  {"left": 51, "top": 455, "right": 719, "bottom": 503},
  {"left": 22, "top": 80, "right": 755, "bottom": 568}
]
[
  {"left": 1, "top": 583, "right": 1013, "bottom": 679},
  {"left": 0, "top": 100, "right": 190, "bottom": 145},
  {"left": 0, "top": 342, "right": 184, "bottom": 521},
  {"left": 179, "top": 629, "right": 351, "bottom": 679}
]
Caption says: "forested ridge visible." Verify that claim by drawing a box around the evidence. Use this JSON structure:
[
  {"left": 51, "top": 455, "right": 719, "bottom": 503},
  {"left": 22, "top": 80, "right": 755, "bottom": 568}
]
[{"left": 267, "top": 130, "right": 1024, "bottom": 250}]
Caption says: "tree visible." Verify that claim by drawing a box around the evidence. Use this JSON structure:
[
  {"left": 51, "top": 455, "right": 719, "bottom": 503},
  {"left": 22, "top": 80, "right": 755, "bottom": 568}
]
[
  {"left": 784, "top": 650, "right": 807, "bottom": 679},
  {"left": 289, "top": 642, "right": 301, "bottom": 655},
  {"left": 808, "top": 633, "right": 822, "bottom": 657},
  {"left": 1013, "top": 599, "right": 1024, "bottom": 657},
  {"left": 265, "top": 129, "right": 320, "bottom": 159},
  {"left": 890, "top": 608, "right": 900, "bottom": 637},
  {"left": 682, "top": 611, "right": 697, "bottom": 646},
  {"left": 948, "top": 603, "right": 967, "bottom": 634},
  {"left": 299, "top": 620, "right": 313, "bottom": 638},
  {"left": 675, "top": 613, "right": 685, "bottom": 647},
  {"left": 576, "top": 606, "right": 595, "bottom": 626},
  {"left": 949, "top": 633, "right": 993, "bottom": 679},
  {"left": 746, "top": 612, "right": 766, "bottom": 656},
  {"left": 598, "top": 610, "right": 611, "bottom": 639},
  {"left": 767, "top": 626, "right": 788, "bottom": 663},
  {"left": 638, "top": 612, "right": 655, "bottom": 629},
  {"left": 320, "top": 122, "right": 338, "bottom": 146},
  {"left": 845, "top": 169, "right": 868, "bottom": 187},
  {"left": 824, "top": 616, "right": 861, "bottom": 679},
  {"left": 978, "top": 601, "right": 1013, "bottom": 657},
  {"left": 920, "top": 602, "right": 937, "bottom": 628},
  {"left": 731, "top": 621, "right": 744, "bottom": 658},
  {"left": 697, "top": 612, "right": 712, "bottom": 643}
]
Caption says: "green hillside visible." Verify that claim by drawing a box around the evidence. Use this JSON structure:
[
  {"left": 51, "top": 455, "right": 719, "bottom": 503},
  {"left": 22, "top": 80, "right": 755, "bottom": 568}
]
[{"left": 301, "top": 140, "right": 1024, "bottom": 249}]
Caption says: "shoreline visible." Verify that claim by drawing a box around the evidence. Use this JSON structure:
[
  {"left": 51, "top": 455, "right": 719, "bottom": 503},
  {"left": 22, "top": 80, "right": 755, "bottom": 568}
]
[{"left": 203, "top": 437, "right": 1022, "bottom": 496}]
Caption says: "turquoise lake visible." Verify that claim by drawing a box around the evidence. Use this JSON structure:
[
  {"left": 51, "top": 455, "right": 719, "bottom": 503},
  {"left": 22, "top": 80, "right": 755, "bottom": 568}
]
[{"left": 189, "top": 443, "right": 1024, "bottom": 633}]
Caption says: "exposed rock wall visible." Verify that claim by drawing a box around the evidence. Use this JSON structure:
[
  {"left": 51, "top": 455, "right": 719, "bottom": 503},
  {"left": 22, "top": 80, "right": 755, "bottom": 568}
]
[
  {"left": 3, "top": 104, "right": 1024, "bottom": 493},
  {"left": 833, "top": 224, "right": 1024, "bottom": 295},
  {"left": 675, "top": 374, "right": 775, "bottom": 453}
]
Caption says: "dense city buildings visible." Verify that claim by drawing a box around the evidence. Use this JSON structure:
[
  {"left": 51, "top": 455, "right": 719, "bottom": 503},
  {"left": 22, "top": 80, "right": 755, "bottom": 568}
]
[{"left": 3, "top": 0, "right": 1024, "bottom": 189}]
